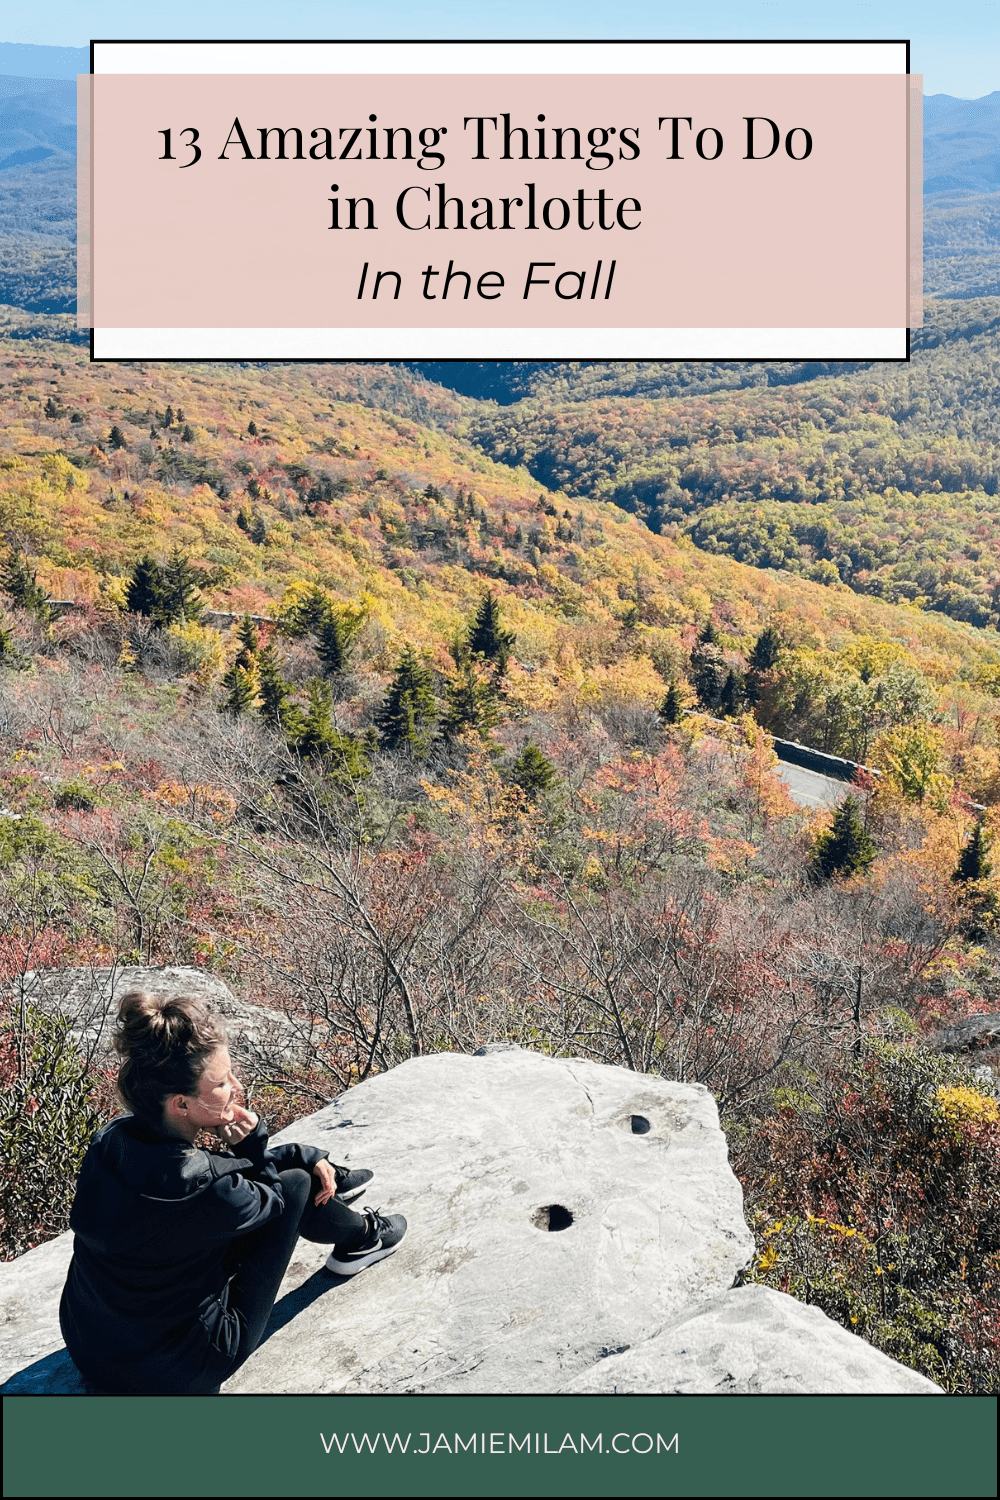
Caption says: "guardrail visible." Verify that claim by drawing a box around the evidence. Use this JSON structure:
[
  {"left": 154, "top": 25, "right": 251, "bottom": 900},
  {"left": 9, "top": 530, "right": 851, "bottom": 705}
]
[
  {"left": 769, "top": 735, "right": 876, "bottom": 784},
  {"left": 44, "top": 602, "right": 277, "bottom": 631},
  {"left": 685, "top": 711, "right": 985, "bottom": 811},
  {"left": 684, "top": 710, "right": 876, "bottom": 784}
]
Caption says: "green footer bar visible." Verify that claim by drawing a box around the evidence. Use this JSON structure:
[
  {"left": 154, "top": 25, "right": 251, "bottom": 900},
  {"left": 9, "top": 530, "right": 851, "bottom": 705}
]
[{"left": 3, "top": 1393, "right": 997, "bottom": 1498}]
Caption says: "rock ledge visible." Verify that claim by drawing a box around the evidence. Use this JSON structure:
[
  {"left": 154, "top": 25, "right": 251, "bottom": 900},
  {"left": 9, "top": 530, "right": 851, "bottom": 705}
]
[{"left": 0, "top": 1048, "right": 939, "bottom": 1394}]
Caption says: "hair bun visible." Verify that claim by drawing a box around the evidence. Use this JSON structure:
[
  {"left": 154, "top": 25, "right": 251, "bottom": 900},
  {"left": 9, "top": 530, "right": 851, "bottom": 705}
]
[
  {"left": 113, "top": 990, "right": 227, "bottom": 1123},
  {"left": 116, "top": 989, "right": 167, "bottom": 1028}
]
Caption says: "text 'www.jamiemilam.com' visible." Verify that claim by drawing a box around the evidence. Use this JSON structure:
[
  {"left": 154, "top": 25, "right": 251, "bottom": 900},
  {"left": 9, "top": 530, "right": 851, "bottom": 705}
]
[{"left": 320, "top": 1430, "right": 679, "bottom": 1456}]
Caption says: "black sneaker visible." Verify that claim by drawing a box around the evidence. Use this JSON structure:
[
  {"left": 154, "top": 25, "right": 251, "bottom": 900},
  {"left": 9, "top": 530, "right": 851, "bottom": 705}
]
[
  {"left": 325, "top": 1208, "right": 407, "bottom": 1276},
  {"left": 333, "top": 1164, "right": 373, "bottom": 1203}
]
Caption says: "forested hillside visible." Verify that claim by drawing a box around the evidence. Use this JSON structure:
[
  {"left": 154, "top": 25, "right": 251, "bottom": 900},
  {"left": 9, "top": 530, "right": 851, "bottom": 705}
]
[
  {"left": 924, "top": 193, "right": 1000, "bottom": 300},
  {"left": 463, "top": 300, "right": 1000, "bottom": 629},
  {"left": 0, "top": 75, "right": 75, "bottom": 315},
  {"left": 4, "top": 335, "right": 1000, "bottom": 738}
]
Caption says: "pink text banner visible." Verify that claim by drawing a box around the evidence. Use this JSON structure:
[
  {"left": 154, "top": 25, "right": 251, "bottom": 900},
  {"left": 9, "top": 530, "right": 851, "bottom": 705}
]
[{"left": 83, "top": 42, "right": 920, "bottom": 359}]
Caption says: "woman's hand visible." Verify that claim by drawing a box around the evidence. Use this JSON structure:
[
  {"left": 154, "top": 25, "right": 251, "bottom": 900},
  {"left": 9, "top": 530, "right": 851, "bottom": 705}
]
[
  {"left": 312, "top": 1159, "right": 339, "bottom": 1205},
  {"left": 213, "top": 1103, "right": 259, "bottom": 1146}
]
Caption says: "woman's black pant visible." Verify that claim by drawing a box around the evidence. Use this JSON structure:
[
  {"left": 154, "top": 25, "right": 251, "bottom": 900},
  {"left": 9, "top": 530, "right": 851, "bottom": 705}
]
[{"left": 196, "top": 1169, "right": 369, "bottom": 1393}]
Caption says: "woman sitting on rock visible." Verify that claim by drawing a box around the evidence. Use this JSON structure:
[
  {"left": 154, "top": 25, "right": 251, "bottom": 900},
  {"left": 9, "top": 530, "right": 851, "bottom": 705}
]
[{"left": 59, "top": 990, "right": 406, "bottom": 1395}]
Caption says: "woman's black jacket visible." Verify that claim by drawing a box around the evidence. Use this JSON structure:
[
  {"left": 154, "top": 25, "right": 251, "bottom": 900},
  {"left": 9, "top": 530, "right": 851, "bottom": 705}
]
[{"left": 59, "top": 1112, "right": 328, "bottom": 1391}]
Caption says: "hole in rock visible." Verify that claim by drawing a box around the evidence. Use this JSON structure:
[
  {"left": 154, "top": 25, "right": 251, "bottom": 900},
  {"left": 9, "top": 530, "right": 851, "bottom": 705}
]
[
  {"left": 531, "top": 1204, "right": 574, "bottom": 1232},
  {"left": 630, "top": 1115, "right": 651, "bottom": 1134}
]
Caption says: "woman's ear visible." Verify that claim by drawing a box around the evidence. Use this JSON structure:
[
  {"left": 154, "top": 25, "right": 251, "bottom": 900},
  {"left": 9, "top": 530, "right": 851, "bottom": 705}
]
[{"left": 163, "top": 1093, "right": 191, "bottom": 1129}]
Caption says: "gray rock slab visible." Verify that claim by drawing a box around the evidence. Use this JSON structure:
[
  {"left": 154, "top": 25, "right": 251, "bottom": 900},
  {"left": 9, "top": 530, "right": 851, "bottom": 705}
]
[
  {"left": 0, "top": 1235, "right": 82, "bottom": 1393},
  {"left": 226, "top": 1049, "right": 754, "bottom": 1393},
  {"left": 0, "top": 1049, "right": 940, "bottom": 1395},
  {"left": 927, "top": 1011, "right": 1000, "bottom": 1054},
  {"left": 13, "top": 965, "right": 309, "bottom": 1067},
  {"left": 559, "top": 1284, "right": 941, "bottom": 1394}
]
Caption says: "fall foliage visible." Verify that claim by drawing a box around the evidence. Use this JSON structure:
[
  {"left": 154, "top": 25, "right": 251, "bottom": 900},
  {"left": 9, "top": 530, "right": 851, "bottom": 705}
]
[{"left": 1, "top": 333, "right": 998, "bottom": 1391}]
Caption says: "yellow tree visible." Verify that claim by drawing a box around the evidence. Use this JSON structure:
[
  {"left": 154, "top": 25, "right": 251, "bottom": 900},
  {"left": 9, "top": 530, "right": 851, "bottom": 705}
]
[{"left": 873, "top": 724, "right": 953, "bottom": 812}]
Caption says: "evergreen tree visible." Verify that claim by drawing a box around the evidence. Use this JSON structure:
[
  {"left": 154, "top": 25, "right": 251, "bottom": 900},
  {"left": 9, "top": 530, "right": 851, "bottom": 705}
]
[
  {"left": 108, "top": 425, "right": 127, "bottom": 450},
  {"left": 222, "top": 664, "right": 257, "bottom": 717},
  {"left": 124, "top": 556, "right": 162, "bottom": 619},
  {"left": 316, "top": 611, "right": 349, "bottom": 676},
  {"left": 467, "top": 590, "right": 515, "bottom": 674},
  {"left": 292, "top": 680, "right": 338, "bottom": 759},
  {"left": 0, "top": 617, "right": 15, "bottom": 663},
  {"left": 159, "top": 550, "right": 204, "bottom": 625},
  {"left": 811, "top": 795, "right": 876, "bottom": 880},
  {"left": 745, "top": 625, "right": 782, "bottom": 707},
  {"left": 163, "top": 405, "right": 175, "bottom": 427},
  {"left": 289, "top": 682, "right": 370, "bottom": 784},
  {"left": 222, "top": 618, "right": 259, "bottom": 716},
  {"left": 955, "top": 818, "right": 992, "bottom": 883},
  {"left": 257, "top": 644, "right": 299, "bottom": 735},
  {"left": 249, "top": 514, "right": 268, "bottom": 545},
  {"left": 952, "top": 816, "right": 998, "bottom": 936},
  {"left": 719, "top": 669, "right": 744, "bottom": 718},
  {"left": 658, "top": 680, "right": 684, "bottom": 726},
  {"left": 510, "top": 742, "right": 557, "bottom": 797},
  {"left": 690, "top": 638, "right": 727, "bottom": 712},
  {"left": 441, "top": 654, "right": 499, "bottom": 739},
  {"left": 1, "top": 551, "right": 51, "bottom": 622},
  {"left": 287, "top": 583, "right": 333, "bottom": 639},
  {"left": 247, "top": 420, "right": 257, "bottom": 436},
  {"left": 44, "top": 397, "right": 60, "bottom": 419},
  {"left": 181, "top": 424, "right": 194, "bottom": 442},
  {"left": 749, "top": 624, "right": 782, "bottom": 674},
  {"left": 124, "top": 552, "right": 202, "bottom": 628},
  {"left": 375, "top": 646, "right": 436, "bottom": 755},
  {"left": 689, "top": 616, "right": 728, "bottom": 710},
  {"left": 326, "top": 730, "right": 370, "bottom": 788},
  {"left": 235, "top": 613, "right": 259, "bottom": 663}
]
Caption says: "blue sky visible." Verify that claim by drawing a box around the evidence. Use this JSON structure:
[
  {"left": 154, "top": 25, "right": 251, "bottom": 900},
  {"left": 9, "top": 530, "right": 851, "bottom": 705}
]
[{"left": 4, "top": 1, "right": 999, "bottom": 99}]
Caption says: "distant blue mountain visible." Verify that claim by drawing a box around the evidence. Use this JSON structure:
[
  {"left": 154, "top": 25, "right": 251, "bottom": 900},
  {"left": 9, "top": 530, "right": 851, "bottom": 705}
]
[
  {"left": 924, "top": 91, "right": 1000, "bottom": 193},
  {"left": 0, "top": 72, "right": 76, "bottom": 314},
  {"left": 0, "top": 74, "right": 75, "bottom": 161},
  {"left": 0, "top": 146, "right": 55, "bottom": 170}
]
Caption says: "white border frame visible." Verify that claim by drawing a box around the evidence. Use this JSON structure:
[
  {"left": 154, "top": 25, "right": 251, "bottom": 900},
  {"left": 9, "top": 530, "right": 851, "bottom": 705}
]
[{"left": 90, "top": 39, "right": 910, "bottom": 361}]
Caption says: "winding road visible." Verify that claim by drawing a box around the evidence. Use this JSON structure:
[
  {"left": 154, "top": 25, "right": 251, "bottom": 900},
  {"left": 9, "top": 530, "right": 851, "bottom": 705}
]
[{"left": 774, "top": 761, "right": 853, "bottom": 809}]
